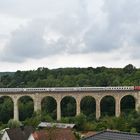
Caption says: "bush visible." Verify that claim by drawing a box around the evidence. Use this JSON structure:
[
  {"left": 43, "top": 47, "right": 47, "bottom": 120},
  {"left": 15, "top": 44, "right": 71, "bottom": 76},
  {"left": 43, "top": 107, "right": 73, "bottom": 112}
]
[{"left": 8, "top": 119, "right": 20, "bottom": 128}]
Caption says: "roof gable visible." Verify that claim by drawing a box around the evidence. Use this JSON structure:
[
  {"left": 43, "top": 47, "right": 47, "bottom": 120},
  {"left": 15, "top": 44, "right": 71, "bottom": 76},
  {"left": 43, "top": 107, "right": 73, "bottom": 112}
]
[
  {"left": 2, "top": 131, "right": 10, "bottom": 140},
  {"left": 6, "top": 126, "right": 34, "bottom": 140}
]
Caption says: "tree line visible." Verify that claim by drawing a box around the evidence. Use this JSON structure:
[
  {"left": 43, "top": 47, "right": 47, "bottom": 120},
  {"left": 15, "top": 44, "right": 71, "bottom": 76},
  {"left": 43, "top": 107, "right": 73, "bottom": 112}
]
[{"left": 0, "top": 64, "right": 140, "bottom": 88}]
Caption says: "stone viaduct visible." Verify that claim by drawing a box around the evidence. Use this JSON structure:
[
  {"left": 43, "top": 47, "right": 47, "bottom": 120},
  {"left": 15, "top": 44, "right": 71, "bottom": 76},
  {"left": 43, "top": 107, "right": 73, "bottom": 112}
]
[{"left": 0, "top": 86, "right": 140, "bottom": 121}]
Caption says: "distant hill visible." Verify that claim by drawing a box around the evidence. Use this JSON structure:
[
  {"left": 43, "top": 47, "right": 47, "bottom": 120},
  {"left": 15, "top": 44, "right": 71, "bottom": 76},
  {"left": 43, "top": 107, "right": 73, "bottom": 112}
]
[{"left": 0, "top": 72, "right": 14, "bottom": 76}]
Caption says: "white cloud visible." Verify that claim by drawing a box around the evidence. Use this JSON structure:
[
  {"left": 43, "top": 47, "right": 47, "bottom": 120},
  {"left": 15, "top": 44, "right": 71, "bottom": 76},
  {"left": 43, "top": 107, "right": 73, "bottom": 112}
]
[{"left": 0, "top": 0, "right": 140, "bottom": 70}]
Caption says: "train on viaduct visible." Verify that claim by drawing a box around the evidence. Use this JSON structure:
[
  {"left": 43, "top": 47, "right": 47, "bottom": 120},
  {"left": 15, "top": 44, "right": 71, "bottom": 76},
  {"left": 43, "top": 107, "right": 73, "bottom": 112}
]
[{"left": 0, "top": 86, "right": 140, "bottom": 121}]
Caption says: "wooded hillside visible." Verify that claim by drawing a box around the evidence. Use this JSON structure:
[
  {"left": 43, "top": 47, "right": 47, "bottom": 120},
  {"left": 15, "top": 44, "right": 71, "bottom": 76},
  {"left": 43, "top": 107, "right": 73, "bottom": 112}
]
[{"left": 0, "top": 64, "right": 139, "bottom": 87}]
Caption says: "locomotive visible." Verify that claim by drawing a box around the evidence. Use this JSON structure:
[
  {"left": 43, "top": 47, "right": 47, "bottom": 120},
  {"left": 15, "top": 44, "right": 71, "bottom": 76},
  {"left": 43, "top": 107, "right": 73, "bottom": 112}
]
[{"left": 134, "top": 86, "right": 140, "bottom": 90}]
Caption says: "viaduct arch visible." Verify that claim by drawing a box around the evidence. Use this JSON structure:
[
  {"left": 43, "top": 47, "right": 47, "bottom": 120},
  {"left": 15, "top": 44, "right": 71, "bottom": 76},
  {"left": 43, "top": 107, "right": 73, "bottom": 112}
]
[{"left": 0, "top": 87, "right": 140, "bottom": 121}]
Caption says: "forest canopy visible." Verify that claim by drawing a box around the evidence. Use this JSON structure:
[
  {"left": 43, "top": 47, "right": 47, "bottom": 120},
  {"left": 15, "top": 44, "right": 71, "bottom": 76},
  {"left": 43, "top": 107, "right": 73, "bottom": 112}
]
[{"left": 0, "top": 64, "right": 139, "bottom": 88}]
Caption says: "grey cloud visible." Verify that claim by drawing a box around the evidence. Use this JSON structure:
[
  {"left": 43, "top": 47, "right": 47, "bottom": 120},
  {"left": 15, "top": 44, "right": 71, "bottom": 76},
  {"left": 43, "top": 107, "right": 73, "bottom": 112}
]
[
  {"left": 45, "top": 0, "right": 126, "bottom": 54},
  {"left": 83, "top": 0, "right": 140, "bottom": 54},
  {"left": 1, "top": 19, "right": 69, "bottom": 62},
  {"left": 1, "top": 20, "right": 47, "bottom": 62},
  {"left": 83, "top": 26, "right": 122, "bottom": 52}
]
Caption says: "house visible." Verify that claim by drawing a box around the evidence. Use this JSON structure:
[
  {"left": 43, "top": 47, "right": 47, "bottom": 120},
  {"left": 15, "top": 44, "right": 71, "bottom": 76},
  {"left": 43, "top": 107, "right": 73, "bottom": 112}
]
[
  {"left": 28, "top": 128, "right": 77, "bottom": 140},
  {"left": 0, "top": 128, "right": 9, "bottom": 139},
  {"left": 83, "top": 130, "right": 140, "bottom": 140},
  {"left": 2, "top": 126, "right": 34, "bottom": 140}
]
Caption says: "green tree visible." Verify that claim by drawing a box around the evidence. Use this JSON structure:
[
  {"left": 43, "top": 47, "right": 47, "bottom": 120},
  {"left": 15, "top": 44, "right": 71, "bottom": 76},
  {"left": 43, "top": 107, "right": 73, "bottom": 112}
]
[
  {"left": 123, "top": 64, "right": 136, "bottom": 74},
  {"left": 18, "top": 96, "right": 34, "bottom": 121},
  {"left": 0, "top": 97, "right": 13, "bottom": 123},
  {"left": 41, "top": 97, "right": 57, "bottom": 119},
  {"left": 61, "top": 97, "right": 76, "bottom": 117}
]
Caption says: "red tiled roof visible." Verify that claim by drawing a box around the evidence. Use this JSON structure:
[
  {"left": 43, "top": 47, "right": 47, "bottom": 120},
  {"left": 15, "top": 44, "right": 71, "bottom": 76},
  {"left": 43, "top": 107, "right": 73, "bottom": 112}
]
[
  {"left": 32, "top": 128, "right": 76, "bottom": 140},
  {"left": 33, "top": 130, "right": 49, "bottom": 140}
]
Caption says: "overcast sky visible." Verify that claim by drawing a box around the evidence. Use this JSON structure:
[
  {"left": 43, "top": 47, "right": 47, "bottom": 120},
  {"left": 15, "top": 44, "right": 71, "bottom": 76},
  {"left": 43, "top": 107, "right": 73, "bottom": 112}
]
[{"left": 0, "top": 0, "right": 140, "bottom": 71}]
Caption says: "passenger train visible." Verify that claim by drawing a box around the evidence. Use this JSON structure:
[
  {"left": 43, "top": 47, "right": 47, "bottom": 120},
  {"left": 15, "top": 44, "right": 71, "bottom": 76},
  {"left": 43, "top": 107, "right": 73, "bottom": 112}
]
[{"left": 0, "top": 86, "right": 140, "bottom": 92}]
